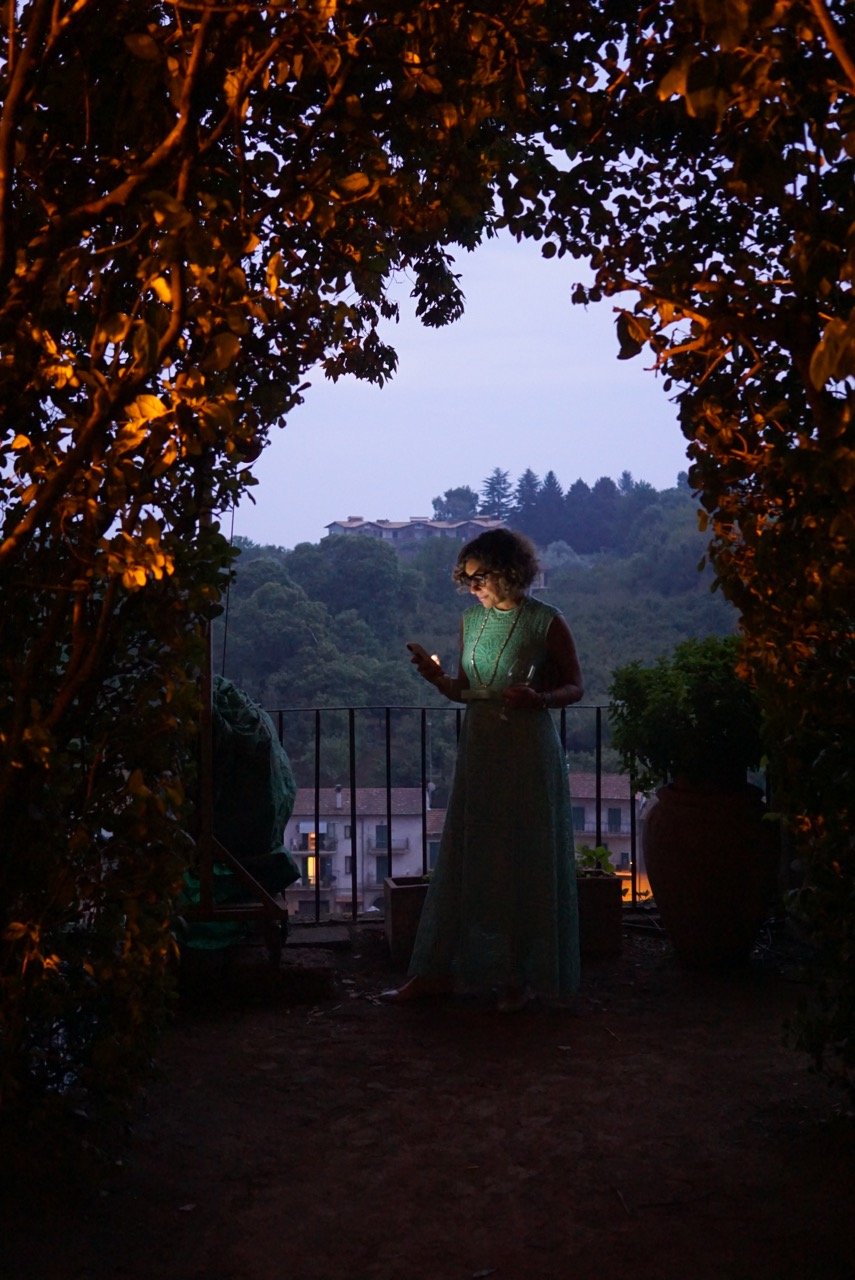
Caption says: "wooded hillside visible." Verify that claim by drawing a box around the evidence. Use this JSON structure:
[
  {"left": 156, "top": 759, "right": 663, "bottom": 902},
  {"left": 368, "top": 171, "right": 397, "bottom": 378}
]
[{"left": 215, "top": 470, "right": 734, "bottom": 787}]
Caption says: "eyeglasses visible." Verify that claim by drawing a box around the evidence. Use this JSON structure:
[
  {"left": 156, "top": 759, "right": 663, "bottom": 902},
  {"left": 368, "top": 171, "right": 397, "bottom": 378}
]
[{"left": 460, "top": 570, "right": 491, "bottom": 587}]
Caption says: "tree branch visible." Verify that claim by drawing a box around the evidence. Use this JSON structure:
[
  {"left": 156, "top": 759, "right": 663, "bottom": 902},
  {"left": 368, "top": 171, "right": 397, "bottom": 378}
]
[
  {"left": 809, "top": 0, "right": 855, "bottom": 95},
  {"left": 71, "top": 5, "right": 214, "bottom": 221},
  {"left": 0, "top": 0, "right": 53, "bottom": 283}
]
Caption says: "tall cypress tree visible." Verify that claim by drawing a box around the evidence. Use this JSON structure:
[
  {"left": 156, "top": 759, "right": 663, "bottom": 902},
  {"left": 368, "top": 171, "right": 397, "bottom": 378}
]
[
  {"left": 511, "top": 469, "right": 541, "bottom": 536},
  {"left": 528, "top": 470, "right": 566, "bottom": 547},
  {"left": 479, "top": 468, "right": 514, "bottom": 519}
]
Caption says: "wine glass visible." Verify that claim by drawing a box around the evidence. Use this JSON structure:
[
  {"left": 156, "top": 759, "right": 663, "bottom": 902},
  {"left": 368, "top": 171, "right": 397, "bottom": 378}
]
[{"left": 499, "top": 658, "right": 537, "bottom": 721}]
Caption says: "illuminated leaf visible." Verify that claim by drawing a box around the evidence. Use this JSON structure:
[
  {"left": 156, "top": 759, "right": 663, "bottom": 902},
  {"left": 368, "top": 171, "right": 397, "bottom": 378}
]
[
  {"left": 205, "top": 333, "right": 241, "bottom": 370},
  {"left": 150, "top": 276, "right": 172, "bottom": 304},
  {"left": 224, "top": 70, "right": 243, "bottom": 109},
  {"left": 122, "top": 566, "right": 148, "bottom": 590},
  {"left": 266, "top": 251, "right": 283, "bottom": 295},
  {"left": 334, "top": 172, "right": 374, "bottom": 197},
  {"left": 658, "top": 54, "right": 692, "bottom": 101},
  {"left": 127, "top": 769, "right": 149, "bottom": 796},
  {"left": 147, "top": 190, "right": 192, "bottom": 228},
  {"left": 98, "top": 313, "right": 132, "bottom": 343},
  {"left": 809, "top": 318, "right": 848, "bottom": 389},
  {"left": 131, "top": 322, "right": 159, "bottom": 371},
  {"left": 127, "top": 394, "right": 169, "bottom": 421},
  {"left": 293, "top": 192, "right": 314, "bottom": 221},
  {"left": 615, "top": 310, "right": 650, "bottom": 360},
  {"left": 435, "top": 103, "right": 459, "bottom": 129}
]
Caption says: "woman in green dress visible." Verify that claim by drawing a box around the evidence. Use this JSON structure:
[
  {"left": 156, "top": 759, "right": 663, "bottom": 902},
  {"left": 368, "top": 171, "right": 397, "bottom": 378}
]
[{"left": 389, "top": 528, "right": 583, "bottom": 1012}]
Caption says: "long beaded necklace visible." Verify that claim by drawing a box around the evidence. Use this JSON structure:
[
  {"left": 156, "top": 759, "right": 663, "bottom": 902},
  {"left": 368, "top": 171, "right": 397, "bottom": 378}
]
[{"left": 470, "top": 598, "right": 528, "bottom": 689}]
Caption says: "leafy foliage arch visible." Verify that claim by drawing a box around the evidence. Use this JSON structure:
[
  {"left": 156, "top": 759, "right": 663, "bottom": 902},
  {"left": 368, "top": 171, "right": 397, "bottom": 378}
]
[{"left": 2, "top": 0, "right": 853, "bottom": 1102}]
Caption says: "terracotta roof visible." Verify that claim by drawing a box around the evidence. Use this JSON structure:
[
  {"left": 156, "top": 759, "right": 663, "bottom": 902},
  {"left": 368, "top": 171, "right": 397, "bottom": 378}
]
[
  {"left": 324, "top": 516, "right": 505, "bottom": 533},
  {"left": 291, "top": 787, "right": 433, "bottom": 817},
  {"left": 568, "top": 772, "right": 637, "bottom": 802},
  {"left": 290, "top": 774, "right": 636, "bottom": 817}
]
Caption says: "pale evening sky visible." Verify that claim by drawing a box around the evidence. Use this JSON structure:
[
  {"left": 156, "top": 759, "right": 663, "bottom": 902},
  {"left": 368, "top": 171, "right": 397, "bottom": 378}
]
[{"left": 230, "top": 233, "right": 690, "bottom": 550}]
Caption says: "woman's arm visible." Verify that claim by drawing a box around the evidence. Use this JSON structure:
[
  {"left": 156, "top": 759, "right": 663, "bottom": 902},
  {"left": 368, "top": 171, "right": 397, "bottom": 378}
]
[
  {"left": 540, "top": 614, "right": 584, "bottom": 707},
  {"left": 503, "top": 614, "right": 584, "bottom": 710}
]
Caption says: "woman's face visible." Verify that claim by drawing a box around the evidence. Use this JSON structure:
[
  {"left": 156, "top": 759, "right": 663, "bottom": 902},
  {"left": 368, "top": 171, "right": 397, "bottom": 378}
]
[{"left": 462, "top": 558, "right": 517, "bottom": 610}]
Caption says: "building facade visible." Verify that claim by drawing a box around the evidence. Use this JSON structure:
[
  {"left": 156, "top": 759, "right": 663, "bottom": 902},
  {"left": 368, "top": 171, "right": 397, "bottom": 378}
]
[
  {"left": 284, "top": 786, "right": 444, "bottom": 920},
  {"left": 283, "top": 773, "right": 644, "bottom": 919},
  {"left": 325, "top": 515, "right": 506, "bottom": 554}
]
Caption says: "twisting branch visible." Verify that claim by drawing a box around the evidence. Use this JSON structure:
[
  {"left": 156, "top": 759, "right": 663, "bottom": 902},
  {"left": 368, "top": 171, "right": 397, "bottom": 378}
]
[
  {"left": 809, "top": 0, "right": 855, "bottom": 95},
  {"left": 4, "top": 0, "right": 17, "bottom": 74},
  {"left": 42, "top": 0, "right": 97, "bottom": 62},
  {"left": 72, "top": 6, "right": 214, "bottom": 221},
  {"left": 0, "top": 0, "right": 53, "bottom": 283}
]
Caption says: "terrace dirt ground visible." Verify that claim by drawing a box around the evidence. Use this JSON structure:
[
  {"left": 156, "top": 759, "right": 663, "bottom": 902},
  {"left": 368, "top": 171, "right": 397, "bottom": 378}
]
[{"left": 3, "top": 926, "right": 854, "bottom": 1280}]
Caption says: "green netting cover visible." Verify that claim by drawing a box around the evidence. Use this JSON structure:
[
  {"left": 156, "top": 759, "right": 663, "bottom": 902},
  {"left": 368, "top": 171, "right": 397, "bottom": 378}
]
[
  {"left": 179, "top": 677, "right": 299, "bottom": 949},
  {"left": 211, "top": 675, "right": 299, "bottom": 889}
]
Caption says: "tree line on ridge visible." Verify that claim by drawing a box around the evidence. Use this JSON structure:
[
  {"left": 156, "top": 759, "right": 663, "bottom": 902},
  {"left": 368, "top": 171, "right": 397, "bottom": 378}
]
[{"left": 435, "top": 466, "right": 665, "bottom": 556}]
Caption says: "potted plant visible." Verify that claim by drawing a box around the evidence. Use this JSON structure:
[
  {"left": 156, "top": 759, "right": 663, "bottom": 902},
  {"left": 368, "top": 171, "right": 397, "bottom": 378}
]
[
  {"left": 609, "top": 636, "right": 777, "bottom": 966},
  {"left": 575, "top": 846, "right": 623, "bottom": 960}
]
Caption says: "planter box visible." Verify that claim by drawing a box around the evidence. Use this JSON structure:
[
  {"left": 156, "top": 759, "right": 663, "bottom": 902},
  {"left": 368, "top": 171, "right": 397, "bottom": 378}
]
[
  {"left": 383, "top": 876, "right": 430, "bottom": 969},
  {"left": 577, "top": 874, "right": 623, "bottom": 960},
  {"left": 384, "top": 873, "right": 623, "bottom": 970}
]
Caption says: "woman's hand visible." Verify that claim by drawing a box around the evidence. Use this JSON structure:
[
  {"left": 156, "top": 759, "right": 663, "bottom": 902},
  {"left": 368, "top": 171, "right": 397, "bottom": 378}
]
[
  {"left": 502, "top": 683, "right": 543, "bottom": 710},
  {"left": 407, "top": 642, "right": 443, "bottom": 685}
]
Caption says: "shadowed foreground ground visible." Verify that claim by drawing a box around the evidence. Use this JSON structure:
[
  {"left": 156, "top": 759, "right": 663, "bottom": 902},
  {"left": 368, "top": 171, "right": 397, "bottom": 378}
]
[{"left": 3, "top": 927, "right": 853, "bottom": 1280}]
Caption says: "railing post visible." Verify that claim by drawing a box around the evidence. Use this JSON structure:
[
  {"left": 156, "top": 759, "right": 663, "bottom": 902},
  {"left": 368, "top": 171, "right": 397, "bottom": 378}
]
[
  {"left": 349, "top": 708, "right": 357, "bottom": 920},
  {"left": 385, "top": 707, "right": 393, "bottom": 881},
  {"left": 420, "top": 709, "right": 428, "bottom": 876},
  {"left": 595, "top": 705, "right": 603, "bottom": 848},
  {"left": 629, "top": 762, "right": 638, "bottom": 906},
  {"left": 314, "top": 708, "right": 321, "bottom": 923},
  {"left": 269, "top": 701, "right": 629, "bottom": 924}
]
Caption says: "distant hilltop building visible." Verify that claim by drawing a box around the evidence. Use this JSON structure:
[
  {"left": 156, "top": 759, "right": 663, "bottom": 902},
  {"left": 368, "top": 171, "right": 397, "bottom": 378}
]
[{"left": 325, "top": 515, "right": 506, "bottom": 553}]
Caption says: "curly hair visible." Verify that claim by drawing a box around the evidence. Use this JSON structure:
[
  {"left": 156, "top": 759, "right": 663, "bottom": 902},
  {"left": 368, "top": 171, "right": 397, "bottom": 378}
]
[{"left": 452, "top": 528, "right": 540, "bottom": 596}]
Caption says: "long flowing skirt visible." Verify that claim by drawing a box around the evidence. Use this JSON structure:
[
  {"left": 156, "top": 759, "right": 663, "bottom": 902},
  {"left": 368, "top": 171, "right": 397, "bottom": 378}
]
[{"left": 409, "top": 701, "right": 580, "bottom": 999}]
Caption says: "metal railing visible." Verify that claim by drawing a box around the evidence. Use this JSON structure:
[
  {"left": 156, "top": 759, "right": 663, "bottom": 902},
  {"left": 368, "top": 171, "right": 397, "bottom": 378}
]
[{"left": 268, "top": 702, "right": 641, "bottom": 923}]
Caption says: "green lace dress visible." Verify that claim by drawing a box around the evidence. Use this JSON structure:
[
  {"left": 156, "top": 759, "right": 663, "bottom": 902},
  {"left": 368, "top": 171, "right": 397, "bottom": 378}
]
[{"left": 408, "top": 595, "right": 580, "bottom": 1000}]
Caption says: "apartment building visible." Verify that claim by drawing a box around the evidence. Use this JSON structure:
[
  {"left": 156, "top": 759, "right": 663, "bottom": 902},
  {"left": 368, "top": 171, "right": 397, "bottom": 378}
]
[
  {"left": 283, "top": 773, "right": 642, "bottom": 918},
  {"left": 324, "top": 515, "right": 505, "bottom": 555},
  {"left": 569, "top": 772, "right": 638, "bottom": 869},
  {"left": 284, "top": 785, "right": 444, "bottom": 920}
]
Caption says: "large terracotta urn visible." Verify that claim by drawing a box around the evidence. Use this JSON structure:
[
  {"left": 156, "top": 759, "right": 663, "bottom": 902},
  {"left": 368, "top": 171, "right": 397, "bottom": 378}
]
[{"left": 642, "top": 780, "right": 777, "bottom": 966}]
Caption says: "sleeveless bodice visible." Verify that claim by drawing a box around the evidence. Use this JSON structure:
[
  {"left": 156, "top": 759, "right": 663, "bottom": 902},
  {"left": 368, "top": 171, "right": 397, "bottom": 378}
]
[{"left": 462, "top": 596, "right": 557, "bottom": 694}]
